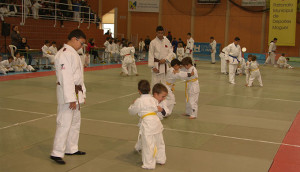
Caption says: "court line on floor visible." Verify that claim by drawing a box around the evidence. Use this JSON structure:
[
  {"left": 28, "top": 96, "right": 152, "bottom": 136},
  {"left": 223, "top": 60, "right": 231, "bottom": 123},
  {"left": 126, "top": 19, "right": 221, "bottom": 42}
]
[
  {"left": 0, "top": 107, "right": 51, "bottom": 115},
  {"left": 81, "top": 92, "right": 138, "bottom": 108},
  {"left": 1, "top": 107, "right": 300, "bottom": 148},
  {"left": 225, "top": 94, "right": 300, "bottom": 103}
]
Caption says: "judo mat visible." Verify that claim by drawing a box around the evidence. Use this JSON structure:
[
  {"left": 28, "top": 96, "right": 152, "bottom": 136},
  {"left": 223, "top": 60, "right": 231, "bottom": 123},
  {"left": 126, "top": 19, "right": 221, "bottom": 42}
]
[{"left": 0, "top": 60, "right": 300, "bottom": 172}]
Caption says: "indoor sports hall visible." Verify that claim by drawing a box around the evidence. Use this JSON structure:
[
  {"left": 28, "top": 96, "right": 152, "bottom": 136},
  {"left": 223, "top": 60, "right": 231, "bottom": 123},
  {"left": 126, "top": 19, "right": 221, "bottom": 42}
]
[{"left": 0, "top": 0, "right": 299, "bottom": 172}]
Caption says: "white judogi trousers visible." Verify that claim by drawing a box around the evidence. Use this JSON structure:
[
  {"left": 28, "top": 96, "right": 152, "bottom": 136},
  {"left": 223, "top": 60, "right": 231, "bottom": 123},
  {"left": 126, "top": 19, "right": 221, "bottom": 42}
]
[
  {"left": 265, "top": 52, "right": 276, "bottom": 66},
  {"left": 219, "top": 53, "right": 227, "bottom": 73},
  {"left": 228, "top": 64, "right": 238, "bottom": 84},
  {"left": 248, "top": 70, "right": 263, "bottom": 87},
  {"left": 211, "top": 52, "right": 216, "bottom": 63},
  {"left": 141, "top": 132, "right": 166, "bottom": 169},
  {"left": 51, "top": 104, "right": 81, "bottom": 157}
]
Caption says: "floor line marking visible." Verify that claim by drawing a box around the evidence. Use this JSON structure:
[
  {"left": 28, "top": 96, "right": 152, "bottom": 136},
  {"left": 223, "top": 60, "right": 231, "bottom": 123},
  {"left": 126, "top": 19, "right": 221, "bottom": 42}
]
[
  {"left": 81, "top": 92, "right": 138, "bottom": 109},
  {"left": 0, "top": 107, "right": 51, "bottom": 115},
  {"left": 1, "top": 108, "right": 300, "bottom": 149},
  {"left": 0, "top": 114, "right": 56, "bottom": 130},
  {"left": 226, "top": 94, "right": 300, "bottom": 103}
]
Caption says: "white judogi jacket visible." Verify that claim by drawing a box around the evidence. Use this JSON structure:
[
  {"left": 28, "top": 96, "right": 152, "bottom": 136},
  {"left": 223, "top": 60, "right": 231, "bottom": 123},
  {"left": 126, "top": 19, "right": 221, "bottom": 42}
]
[
  {"left": 225, "top": 43, "right": 242, "bottom": 64},
  {"left": 111, "top": 43, "right": 119, "bottom": 54},
  {"left": 268, "top": 42, "right": 276, "bottom": 54},
  {"left": 157, "top": 100, "right": 170, "bottom": 120},
  {"left": 49, "top": 46, "right": 58, "bottom": 55},
  {"left": 148, "top": 36, "right": 173, "bottom": 74},
  {"left": 180, "top": 66, "right": 200, "bottom": 101},
  {"left": 185, "top": 37, "right": 194, "bottom": 54},
  {"left": 277, "top": 56, "right": 286, "bottom": 65},
  {"left": 176, "top": 47, "right": 185, "bottom": 60},
  {"left": 1, "top": 60, "right": 13, "bottom": 69},
  {"left": 249, "top": 61, "right": 260, "bottom": 74},
  {"left": 128, "top": 94, "right": 163, "bottom": 135},
  {"left": 55, "top": 44, "right": 86, "bottom": 105},
  {"left": 120, "top": 47, "right": 135, "bottom": 64},
  {"left": 42, "top": 45, "right": 53, "bottom": 57},
  {"left": 104, "top": 41, "right": 110, "bottom": 52},
  {"left": 210, "top": 40, "right": 216, "bottom": 53}
]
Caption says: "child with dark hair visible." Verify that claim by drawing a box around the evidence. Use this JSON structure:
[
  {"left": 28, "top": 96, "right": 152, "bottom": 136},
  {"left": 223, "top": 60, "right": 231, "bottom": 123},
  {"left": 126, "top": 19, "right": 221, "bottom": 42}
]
[
  {"left": 181, "top": 57, "right": 200, "bottom": 119},
  {"left": 42, "top": 40, "right": 55, "bottom": 68},
  {"left": 128, "top": 80, "right": 167, "bottom": 170},
  {"left": 120, "top": 42, "right": 138, "bottom": 76},
  {"left": 244, "top": 54, "right": 252, "bottom": 86},
  {"left": 247, "top": 55, "right": 263, "bottom": 87},
  {"left": 176, "top": 43, "right": 185, "bottom": 61},
  {"left": 0, "top": 56, "right": 15, "bottom": 73}
]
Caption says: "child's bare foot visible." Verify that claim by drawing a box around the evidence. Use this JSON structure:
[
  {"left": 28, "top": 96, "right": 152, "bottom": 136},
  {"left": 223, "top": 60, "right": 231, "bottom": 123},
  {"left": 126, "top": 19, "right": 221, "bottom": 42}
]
[
  {"left": 189, "top": 116, "right": 196, "bottom": 119},
  {"left": 182, "top": 113, "right": 190, "bottom": 116}
]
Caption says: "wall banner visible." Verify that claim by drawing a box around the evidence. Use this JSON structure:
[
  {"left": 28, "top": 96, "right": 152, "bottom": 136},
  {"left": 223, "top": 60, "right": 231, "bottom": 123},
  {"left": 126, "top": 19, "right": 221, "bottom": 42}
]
[
  {"left": 128, "top": 0, "right": 160, "bottom": 13},
  {"left": 193, "top": 42, "right": 221, "bottom": 55},
  {"left": 269, "top": 0, "right": 297, "bottom": 46}
]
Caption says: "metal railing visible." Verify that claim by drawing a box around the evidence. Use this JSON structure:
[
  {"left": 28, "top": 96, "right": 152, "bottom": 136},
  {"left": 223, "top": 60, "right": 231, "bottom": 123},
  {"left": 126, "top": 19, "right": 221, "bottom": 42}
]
[{"left": 1, "top": 1, "right": 100, "bottom": 29}]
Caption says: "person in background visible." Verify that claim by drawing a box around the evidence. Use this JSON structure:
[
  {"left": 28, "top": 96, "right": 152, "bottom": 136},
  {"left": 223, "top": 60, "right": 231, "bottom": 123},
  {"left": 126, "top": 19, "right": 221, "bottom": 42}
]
[{"left": 18, "top": 37, "right": 33, "bottom": 65}]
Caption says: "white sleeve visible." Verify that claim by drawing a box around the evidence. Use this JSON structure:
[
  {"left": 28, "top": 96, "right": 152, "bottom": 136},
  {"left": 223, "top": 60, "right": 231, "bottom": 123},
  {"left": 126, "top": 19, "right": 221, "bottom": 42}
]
[
  {"left": 128, "top": 98, "right": 141, "bottom": 115},
  {"left": 268, "top": 43, "right": 273, "bottom": 53},
  {"left": 148, "top": 41, "right": 155, "bottom": 68},
  {"left": 165, "top": 40, "right": 174, "bottom": 63}
]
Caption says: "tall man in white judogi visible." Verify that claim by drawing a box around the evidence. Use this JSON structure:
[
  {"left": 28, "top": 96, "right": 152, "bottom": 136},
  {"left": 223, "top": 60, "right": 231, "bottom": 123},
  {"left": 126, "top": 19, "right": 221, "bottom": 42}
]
[
  {"left": 50, "top": 29, "right": 87, "bottom": 165},
  {"left": 148, "top": 26, "right": 173, "bottom": 87},
  {"left": 225, "top": 37, "right": 242, "bottom": 84}
]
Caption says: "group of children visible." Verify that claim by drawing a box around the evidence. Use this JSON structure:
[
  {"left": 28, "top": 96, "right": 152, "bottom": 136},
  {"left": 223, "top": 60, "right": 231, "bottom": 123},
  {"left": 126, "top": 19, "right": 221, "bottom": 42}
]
[
  {"left": 128, "top": 57, "right": 199, "bottom": 169},
  {"left": 0, "top": 51, "right": 36, "bottom": 75}
]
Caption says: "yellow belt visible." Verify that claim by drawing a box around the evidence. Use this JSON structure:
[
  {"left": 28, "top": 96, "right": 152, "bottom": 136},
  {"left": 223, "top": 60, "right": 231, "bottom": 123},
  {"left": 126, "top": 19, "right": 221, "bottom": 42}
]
[
  {"left": 166, "top": 81, "right": 175, "bottom": 91},
  {"left": 250, "top": 68, "right": 259, "bottom": 72},
  {"left": 141, "top": 112, "right": 156, "bottom": 119},
  {"left": 185, "top": 78, "right": 198, "bottom": 102}
]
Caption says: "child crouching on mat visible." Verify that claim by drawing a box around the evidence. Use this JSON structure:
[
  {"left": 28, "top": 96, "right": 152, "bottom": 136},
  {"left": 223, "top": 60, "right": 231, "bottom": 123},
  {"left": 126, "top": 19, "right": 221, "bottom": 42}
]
[{"left": 128, "top": 80, "right": 167, "bottom": 170}]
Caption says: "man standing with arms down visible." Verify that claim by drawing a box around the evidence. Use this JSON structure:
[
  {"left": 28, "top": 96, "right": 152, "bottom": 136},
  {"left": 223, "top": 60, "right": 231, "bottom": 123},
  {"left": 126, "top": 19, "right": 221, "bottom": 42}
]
[
  {"left": 148, "top": 26, "right": 173, "bottom": 86},
  {"left": 225, "top": 37, "right": 242, "bottom": 85},
  {"left": 50, "top": 29, "right": 87, "bottom": 165}
]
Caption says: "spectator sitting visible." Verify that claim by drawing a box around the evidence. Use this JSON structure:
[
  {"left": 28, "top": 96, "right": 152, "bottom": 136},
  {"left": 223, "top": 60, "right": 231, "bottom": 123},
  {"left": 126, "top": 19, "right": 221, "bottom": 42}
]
[
  {"left": 8, "top": 1, "right": 18, "bottom": 16},
  {"left": 18, "top": 37, "right": 33, "bottom": 65}
]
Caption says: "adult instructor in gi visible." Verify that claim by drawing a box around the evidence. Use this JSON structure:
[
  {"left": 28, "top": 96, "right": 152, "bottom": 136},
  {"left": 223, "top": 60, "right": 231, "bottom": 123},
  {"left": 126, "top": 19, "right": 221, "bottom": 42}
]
[
  {"left": 148, "top": 26, "right": 173, "bottom": 87},
  {"left": 50, "top": 29, "right": 87, "bottom": 164}
]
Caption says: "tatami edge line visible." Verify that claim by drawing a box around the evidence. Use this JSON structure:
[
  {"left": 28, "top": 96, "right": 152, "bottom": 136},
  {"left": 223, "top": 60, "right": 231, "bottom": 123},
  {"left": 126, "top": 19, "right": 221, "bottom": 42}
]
[{"left": 225, "top": 94, "right": 300, "bottom": 103}]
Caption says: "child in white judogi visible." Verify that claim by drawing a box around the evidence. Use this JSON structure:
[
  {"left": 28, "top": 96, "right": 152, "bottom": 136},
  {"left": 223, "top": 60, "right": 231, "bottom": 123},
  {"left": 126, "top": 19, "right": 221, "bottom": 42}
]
[
  {"left": 15, "top": 52, "right": 36, "bottom": 72},
  {"left": 84, "top": 51, "right": 90, "bottom": 67},
  {"left": 185, "top": 33, "right": 195, "bottom": 65},
  {"left": 224, "top": 37, "right": 242, "bottom": 84},
  {"left": 42, "top": 40, "right": 55, "bottom": 65},
  {"left": 247, "top": 55, "right": 263, "bottom": 87},
  {"left": 219, "top": 46, "right": 228, "bottom": 74},
  {"left": 265, "top": 38, "right": 277, "bottom": 66},
  {"left": 181, "top": 57, "right": 200, "bottom": 119},
  {"left": 244, "top": 54, "right": 252, "bottom": 86},
  {"left": 237, "top": 57, "right": 246, "bottom": 75},
  {"left": 277, "top": 53, "right": 294, "bottom": 69},
  {"left": 49, "top": 41, "right": 58, "bottom": 55},
  {"left": 210, "top": 37, "right": 217, "bottom": 64},
  {"left": 0, "top": 55, "right": 8, "bottom": 74},
  {"left": 120, "top": 42, "right": 138, "bottom": 76},
  {"left": 1, "top": 56, "right": 15, "bottom": 73},
  {"left": 176, "top": 43, "right": 185, "bottom": 61},
  {"left": 103, "top": 37, "right": 110, "bottom": 62},
  {"left": 128, "top": 80, "right": 167, "bottom": 170},
  {"left": 32, "top": 0, "right": 42, "bottom": 19},
  {"left": 110, "top": 39, "right": 118, "bottom": 63}
]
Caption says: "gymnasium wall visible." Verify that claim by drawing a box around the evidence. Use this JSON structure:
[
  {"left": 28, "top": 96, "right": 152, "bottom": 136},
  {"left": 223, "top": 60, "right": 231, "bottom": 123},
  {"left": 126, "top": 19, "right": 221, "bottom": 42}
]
[{"left": 102, "top": 0, "right": 300, "bottom": 56}]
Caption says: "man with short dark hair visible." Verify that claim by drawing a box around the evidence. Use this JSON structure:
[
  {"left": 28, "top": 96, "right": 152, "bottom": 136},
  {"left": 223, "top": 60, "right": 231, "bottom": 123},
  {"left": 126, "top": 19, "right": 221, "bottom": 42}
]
[
  {"left": 50, "top": 29, "right": 87, "bottom": 165},
  {"left": 265, "top": 38, "right": 277, "bottom": 66},
  {"left": 148, "top": 26, "right": 173, "bottom": 86}
]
